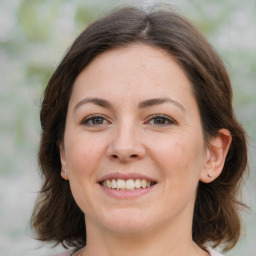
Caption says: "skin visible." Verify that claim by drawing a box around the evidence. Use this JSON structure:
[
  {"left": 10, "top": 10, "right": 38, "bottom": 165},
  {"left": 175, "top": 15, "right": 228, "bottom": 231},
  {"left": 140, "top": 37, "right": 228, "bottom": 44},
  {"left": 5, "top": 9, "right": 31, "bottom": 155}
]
[{"left": 59, "top": 43, "right": 231, "bottom": 256}]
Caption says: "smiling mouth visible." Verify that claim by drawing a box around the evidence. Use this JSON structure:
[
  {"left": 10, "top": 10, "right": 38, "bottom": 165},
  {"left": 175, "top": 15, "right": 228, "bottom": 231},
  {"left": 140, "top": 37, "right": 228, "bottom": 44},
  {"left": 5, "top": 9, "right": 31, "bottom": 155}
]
[{"left": 100, "top": 179, "right": 157, "bottom": 191}]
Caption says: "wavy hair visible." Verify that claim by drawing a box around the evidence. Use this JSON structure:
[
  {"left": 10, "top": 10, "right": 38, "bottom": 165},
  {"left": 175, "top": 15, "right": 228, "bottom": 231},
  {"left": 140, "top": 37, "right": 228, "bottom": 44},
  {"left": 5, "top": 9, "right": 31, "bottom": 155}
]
[{"left": 31, "top": 6, "right": 248, "bottom": 251}]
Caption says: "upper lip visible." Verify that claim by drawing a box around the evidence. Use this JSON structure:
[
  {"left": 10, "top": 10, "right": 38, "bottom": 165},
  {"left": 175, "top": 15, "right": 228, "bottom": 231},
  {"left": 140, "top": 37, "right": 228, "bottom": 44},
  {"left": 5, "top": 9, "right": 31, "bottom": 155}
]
[{"left": 97, "top": 172, "right": 157, "bottom": 183}]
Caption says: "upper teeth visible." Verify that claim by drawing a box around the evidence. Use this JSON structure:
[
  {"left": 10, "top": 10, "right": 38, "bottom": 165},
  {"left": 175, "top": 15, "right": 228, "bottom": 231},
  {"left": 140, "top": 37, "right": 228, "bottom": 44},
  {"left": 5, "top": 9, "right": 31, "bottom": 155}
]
[{"left": 102, "top": 179, "right": 153, "bottom": 190}]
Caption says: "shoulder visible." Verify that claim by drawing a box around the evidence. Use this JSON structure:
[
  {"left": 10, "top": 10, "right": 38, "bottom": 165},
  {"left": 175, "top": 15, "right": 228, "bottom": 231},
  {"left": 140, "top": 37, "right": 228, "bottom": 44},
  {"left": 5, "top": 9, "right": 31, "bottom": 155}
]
[
  {"left": 207, "top": 247, "right": 224, "bottom": 256},
  {"left": 51, "top": 250, "right": 75, "bottom": 256}
]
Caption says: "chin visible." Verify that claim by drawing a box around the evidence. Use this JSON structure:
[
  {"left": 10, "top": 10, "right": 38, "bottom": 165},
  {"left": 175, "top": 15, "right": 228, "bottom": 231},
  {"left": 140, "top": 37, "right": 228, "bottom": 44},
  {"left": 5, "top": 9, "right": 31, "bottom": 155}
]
[{"left": 99, "top": 208, "right": 157, "bottom": 234}]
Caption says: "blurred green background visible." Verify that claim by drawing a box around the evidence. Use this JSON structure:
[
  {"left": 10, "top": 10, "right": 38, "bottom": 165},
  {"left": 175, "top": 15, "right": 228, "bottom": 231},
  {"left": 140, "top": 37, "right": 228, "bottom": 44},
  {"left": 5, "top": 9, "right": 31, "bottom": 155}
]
[{"left": 0, "top": 0, "right": 255, "bottom": 255}]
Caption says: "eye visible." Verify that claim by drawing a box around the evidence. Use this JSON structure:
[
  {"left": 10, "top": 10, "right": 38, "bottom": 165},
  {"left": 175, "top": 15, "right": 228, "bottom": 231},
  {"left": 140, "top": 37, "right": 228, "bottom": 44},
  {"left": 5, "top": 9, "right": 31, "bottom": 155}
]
[
  {"left": 81, "top": 115, "right": 110, "bottom": 126},
  {"left": 146, "top": 114, "right": 176, "bottom": 126}
]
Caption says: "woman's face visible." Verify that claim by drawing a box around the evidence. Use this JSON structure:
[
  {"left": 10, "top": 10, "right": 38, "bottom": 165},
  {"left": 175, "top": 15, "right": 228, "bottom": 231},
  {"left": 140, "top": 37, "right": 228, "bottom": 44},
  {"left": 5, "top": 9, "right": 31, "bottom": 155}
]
[{"left": 60, "top": 44, "right": 213, "bottom": 235}]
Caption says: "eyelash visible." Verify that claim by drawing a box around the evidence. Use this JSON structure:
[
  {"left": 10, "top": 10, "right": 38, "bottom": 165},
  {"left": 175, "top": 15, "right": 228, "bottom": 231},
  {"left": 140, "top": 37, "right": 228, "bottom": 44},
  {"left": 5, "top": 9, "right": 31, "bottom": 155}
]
[
  {"left": 81, "top": 114, "right": 110, "bottom": 126},
  {"left": 81, "top": 114, "right": 176, "bottom": 128},
  {"left": 146, "top": 114, "right": 177, "bottom": 126}
]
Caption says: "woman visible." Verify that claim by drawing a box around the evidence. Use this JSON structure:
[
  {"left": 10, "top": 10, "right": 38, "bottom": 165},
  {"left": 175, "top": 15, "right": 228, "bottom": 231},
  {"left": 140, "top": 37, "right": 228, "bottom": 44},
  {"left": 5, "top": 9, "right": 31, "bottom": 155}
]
[{"left": 31, "top": 6, "right": 248, "bottom": 256}]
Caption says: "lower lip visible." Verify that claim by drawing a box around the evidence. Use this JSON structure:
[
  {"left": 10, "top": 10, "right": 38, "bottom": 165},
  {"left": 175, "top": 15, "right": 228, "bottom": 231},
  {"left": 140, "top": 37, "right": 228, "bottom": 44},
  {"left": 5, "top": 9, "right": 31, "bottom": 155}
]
[{"left": 99, "top": 184, "right": 156, "bottom": 199}]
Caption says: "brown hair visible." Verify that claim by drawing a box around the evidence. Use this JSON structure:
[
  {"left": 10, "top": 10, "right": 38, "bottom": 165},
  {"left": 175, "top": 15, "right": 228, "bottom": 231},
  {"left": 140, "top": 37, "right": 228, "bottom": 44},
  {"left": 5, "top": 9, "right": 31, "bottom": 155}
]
[{"left": 31, "top": 6, "right": 248, "bottom": 251}]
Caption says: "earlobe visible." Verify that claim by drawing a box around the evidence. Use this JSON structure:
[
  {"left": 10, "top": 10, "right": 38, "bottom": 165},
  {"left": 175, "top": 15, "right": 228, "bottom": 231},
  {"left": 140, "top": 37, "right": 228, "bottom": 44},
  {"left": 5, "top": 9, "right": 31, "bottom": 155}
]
[
  {"left": 59, "top": 142, "right": 69, "bottom": 180},
  {"left": 61, "top": 169, "right": 69, "bottom": 180},
  {"left": 200, "top": 129, "right": 232, "bottom": 183}
]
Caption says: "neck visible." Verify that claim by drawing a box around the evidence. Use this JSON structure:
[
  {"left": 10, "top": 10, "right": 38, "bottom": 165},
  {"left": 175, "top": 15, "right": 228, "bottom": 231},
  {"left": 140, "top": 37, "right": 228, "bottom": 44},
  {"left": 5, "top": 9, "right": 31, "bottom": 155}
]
[{"left": 81, "top": 219, "right": 208, "bottom": 256}]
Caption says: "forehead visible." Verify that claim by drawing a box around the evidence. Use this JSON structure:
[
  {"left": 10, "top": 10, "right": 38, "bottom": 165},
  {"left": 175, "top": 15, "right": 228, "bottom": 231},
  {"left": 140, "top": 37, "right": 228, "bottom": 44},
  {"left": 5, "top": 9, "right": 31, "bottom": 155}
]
[
  {"left": 68, "top": 43, "right": 203, "bottom": 134},
  {"left": 72, "top": 43, "right": 194, "bottom": 100}
]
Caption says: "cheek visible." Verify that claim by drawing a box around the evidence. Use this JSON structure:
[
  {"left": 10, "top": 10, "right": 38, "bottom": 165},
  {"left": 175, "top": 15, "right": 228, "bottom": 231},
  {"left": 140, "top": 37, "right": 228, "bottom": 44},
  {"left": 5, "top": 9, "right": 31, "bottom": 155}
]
[
  {"left": 64, "top": 134, "right": 107, "bottom": 213},
  {"left": 150, "top": 134, "right": 204, "bottom": 181},
  {"left": 65, "top": 133, "right": 106, "bottom": 177}
]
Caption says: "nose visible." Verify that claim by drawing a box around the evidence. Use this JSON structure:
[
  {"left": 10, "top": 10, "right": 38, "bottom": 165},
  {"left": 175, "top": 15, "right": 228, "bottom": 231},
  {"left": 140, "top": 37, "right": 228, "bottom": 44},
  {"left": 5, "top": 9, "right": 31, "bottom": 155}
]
[{"left": 106, "top": 123, "right": 146, "bottom": 163}]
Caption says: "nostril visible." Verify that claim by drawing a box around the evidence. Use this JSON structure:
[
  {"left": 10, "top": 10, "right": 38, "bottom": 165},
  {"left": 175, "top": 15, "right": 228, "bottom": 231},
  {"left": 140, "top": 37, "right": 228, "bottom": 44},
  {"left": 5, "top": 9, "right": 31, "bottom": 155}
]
[
  {"left": 130, "top": 154, "right": 138, "bottom": 158},
  {"left": 112, "top": 155, "right": 118, "bottom": 158}
]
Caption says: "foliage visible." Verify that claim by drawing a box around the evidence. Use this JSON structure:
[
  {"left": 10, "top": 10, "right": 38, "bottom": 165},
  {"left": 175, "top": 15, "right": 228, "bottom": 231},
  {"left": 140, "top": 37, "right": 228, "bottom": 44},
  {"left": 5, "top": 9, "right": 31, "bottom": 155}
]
[{"left": 0, "top": 0, "right": 255, "bottom": 255}]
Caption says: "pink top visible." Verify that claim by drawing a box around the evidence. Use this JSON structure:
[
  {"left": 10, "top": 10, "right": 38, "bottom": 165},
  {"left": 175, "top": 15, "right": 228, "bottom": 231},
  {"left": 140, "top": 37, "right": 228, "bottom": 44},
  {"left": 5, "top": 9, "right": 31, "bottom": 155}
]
[{"left": 52, "top": 247, "right": 224, "bottom": 256}]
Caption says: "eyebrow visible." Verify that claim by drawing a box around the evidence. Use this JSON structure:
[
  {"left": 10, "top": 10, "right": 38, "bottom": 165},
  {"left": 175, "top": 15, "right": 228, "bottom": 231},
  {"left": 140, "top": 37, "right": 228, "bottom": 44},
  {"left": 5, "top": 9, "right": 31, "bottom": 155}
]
[
  {"left": 74, "top": 97, "right": 186, "bottom": 112},
  {"left": 74, "top": 97, "right": 112, "bottom": 112},
  {"left": 138, "top": 97, "right": 186, "bottom": 112}
]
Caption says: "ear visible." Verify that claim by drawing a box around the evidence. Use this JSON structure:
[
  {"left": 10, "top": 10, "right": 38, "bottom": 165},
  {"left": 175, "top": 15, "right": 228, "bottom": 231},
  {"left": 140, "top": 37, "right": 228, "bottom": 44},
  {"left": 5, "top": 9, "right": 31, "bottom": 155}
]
[
  {"left": 200, "top": 128, "right": 232, "bottom": 183},
  {"left": 59, "top": 142, "right": 69, "bottom": 180}
]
